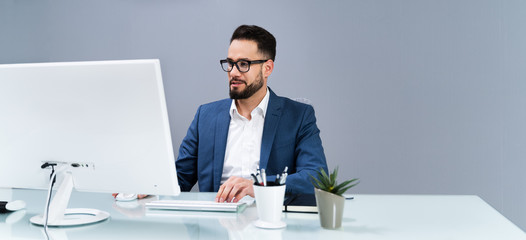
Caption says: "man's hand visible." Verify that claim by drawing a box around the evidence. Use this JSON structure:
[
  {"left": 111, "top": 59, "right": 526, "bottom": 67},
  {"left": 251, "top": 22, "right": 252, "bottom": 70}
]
[
  {"left": 112, "top": 193, "right": 148, "bottom": 200},
  {"left": 215, "top": 176, "right": 254, "bottom": 203}
]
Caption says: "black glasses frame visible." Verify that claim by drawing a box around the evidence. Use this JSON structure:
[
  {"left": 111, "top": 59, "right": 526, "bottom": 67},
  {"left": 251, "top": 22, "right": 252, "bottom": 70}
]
[{"left": 220, "top": 59, "right": 268, "bottom": 73}]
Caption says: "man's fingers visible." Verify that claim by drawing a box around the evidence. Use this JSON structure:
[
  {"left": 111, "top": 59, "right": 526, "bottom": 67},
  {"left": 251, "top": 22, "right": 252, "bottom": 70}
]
[
  {"left": 228, "top": 178, "right": 254, "bottom": 202},
  {"left": 217, "top": 176, "right": 244, "bottom": 202},
  {"left": 217, "top": 181, "right": 235, "bottom": 202},
  {"left": 216, "top": 184, "right": 227, "bottom": 202},
  {"left": 232, "top": 188, "right": 248, "bottom": 203},
  {"left": 226, "top": 184, "right": 241, "bottom": 202},
  {"left": 216, "top": 176, "right": 256, "bottom": 202}
]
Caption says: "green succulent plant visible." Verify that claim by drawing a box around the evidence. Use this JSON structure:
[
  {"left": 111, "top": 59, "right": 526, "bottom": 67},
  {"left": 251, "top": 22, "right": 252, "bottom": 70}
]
[{"left": 310, "top": 167, "right": 359, "bottom": 196}]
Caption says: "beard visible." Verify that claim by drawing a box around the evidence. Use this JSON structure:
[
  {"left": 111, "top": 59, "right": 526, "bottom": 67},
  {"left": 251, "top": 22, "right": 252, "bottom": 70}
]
[{"left": 229, "top": 71, "right": 264, "bottom": 99}]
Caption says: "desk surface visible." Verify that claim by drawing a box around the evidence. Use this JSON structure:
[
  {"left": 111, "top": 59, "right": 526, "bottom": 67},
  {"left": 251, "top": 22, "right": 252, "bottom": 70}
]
[{"left": 1, "top": 189, "right": 525, "bottom": 240}]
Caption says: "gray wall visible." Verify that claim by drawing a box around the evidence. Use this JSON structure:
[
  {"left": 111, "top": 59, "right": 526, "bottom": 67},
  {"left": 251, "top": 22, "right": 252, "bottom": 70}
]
[{"left": 2, "top": 0, "right": 526, "bottom": 231}]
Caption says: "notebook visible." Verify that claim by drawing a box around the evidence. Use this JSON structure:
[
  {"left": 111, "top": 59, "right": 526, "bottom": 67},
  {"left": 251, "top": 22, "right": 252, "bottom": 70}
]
[{"left": 282, "top": 194, "right": 318, "bottom": 213}]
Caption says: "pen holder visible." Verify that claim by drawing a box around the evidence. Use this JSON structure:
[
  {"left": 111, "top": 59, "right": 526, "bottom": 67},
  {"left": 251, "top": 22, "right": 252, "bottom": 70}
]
[{"left": 253, "top": 184, "right": 286, "bottom": 229}]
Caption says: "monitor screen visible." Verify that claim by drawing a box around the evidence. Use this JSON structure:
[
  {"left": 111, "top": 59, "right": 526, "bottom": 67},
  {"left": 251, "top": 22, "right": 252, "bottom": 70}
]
[{"left": 0, "top": 59, "right": 180, "bottom": 225}]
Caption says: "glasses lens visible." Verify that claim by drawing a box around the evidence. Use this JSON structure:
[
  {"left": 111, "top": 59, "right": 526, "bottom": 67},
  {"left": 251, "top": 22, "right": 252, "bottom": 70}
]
[
  {"left": 237, "top": 60, "right": 250, "bottom": 72},
  {"left": 220, "top": 60, "right": 232, "bottom": 72}
]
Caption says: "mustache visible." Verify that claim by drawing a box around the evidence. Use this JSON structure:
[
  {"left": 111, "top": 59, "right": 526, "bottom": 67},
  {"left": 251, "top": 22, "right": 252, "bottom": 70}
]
[{"left": 230, "top": 78, "right": 247, "bottom": 85}]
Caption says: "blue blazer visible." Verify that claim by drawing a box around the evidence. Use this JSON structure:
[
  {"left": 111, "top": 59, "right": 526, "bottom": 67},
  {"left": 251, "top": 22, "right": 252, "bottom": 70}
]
[{"left": 176, "top": 88, "right": 328, "bottom": 194}]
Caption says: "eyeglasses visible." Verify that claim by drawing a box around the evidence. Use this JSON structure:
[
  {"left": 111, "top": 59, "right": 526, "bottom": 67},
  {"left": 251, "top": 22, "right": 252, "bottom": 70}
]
[{"left": 220, "top": 59, "right": 268, "bottom": 73}]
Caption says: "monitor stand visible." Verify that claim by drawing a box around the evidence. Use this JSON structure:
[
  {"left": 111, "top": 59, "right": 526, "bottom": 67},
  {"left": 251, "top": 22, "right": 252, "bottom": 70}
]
[{"left": 30, "top": 172, "right": 110, "bottom": 226}]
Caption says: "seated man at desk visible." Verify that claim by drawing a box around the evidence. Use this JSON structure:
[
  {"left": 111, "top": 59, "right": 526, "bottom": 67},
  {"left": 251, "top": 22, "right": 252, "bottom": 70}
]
[{"left": 176, "top": 25, "right": 328, "bottom": 203}]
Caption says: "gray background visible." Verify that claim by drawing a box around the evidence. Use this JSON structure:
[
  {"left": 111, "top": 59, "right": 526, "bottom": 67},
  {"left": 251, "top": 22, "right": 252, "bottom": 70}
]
[{"left": 2, "top": 0, "right": 526, "bottom": 231}]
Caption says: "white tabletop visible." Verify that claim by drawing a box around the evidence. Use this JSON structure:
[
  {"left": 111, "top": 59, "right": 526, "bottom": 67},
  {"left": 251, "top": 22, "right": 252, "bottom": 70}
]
[{"left": 1, "top": 189, "right": 525, "bottom": 240}]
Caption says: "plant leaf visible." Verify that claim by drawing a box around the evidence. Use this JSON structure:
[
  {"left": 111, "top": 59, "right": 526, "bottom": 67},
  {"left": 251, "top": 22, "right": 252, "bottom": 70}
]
[
  {"left": 319, "top": 168, "right": 332, "bottom": 188},
  {"left": 335, "top": 179, "right": 360, "bottom": 195},
  {"left": 338, "top": 178, "right": 359, "bottom": 189},
  {"left": 330, "top": 167, "right": 338, "bottom": 187},
  {"left": 309, "top": 173, "right": 322, "bottom": 189},
  {"left": 312, "top": 172, "right": 321, "bottom": 189},
  {"left": 320, "top": 168, "right": 331, "bottom": 185},
  {"left": 310, "top": 167, "right": 360, "bottom": 195}
]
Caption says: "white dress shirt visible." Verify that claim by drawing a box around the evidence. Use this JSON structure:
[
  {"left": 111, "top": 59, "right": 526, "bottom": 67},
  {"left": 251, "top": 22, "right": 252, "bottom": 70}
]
[{"left": 221, "top": 88, "right": 270, "bottom": 184}]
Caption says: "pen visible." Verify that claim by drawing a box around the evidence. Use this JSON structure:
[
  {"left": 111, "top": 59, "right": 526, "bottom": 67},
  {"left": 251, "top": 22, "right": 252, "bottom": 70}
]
[
  {"left": 274, "top": 174, "right": 280, "bottom": 185},
  {"left": 257, "top": 175, "right": 263, "bottom": 186},
  {"left": 261, "top": 169, "right": 267, "bottom": 186},
  {"left": 255, "top": 169, "right": 263, "bottom": 185},
  {"left": 279, "top": 172, "right": 287, "bottom": 185},
  {"left": 251, "top": 173, "right": 260, "bottom": 185}
]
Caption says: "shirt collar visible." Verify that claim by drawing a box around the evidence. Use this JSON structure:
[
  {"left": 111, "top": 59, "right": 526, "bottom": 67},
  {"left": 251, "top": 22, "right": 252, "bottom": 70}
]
[{"left": 230, "top": 87, "right": 270, "bottom": 119}]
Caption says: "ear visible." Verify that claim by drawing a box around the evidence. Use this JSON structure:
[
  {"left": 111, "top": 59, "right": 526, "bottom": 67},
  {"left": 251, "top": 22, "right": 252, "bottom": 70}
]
[{"left": 263, "top": 59, "right": 274, "bottom": 78}]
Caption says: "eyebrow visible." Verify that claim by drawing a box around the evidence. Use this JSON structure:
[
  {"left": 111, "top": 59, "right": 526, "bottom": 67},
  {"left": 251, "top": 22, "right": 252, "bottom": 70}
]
[{"left": 226, "top": 58, "right": 250, "bottom": 61}]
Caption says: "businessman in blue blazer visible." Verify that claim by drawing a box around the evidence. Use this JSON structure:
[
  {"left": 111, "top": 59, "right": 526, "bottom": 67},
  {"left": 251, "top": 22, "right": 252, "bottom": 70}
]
[{"left": 176, "top": 25, "right": 328, "bottom": 203}]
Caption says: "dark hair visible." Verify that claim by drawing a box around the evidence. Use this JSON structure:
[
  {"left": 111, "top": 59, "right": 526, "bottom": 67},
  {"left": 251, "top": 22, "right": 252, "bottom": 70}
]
[{"left": 230, "top": 25, "right": 276, "bottom": 61}]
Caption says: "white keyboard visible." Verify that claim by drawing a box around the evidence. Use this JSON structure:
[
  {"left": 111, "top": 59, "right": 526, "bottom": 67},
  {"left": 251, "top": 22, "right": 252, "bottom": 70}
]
[{"left": 145, "top": 200, "right": 246, "bottom": 212}]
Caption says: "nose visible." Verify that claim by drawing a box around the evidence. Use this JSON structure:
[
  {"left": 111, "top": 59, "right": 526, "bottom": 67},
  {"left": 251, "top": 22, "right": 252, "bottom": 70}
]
[{"left": 229, "top": 64, "right": 242, "bottom": 78}]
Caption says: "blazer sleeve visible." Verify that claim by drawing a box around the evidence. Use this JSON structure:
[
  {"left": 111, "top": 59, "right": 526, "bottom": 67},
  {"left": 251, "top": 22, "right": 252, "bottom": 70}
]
[
  {"left": 175, "top": 106, "right": 201, "bottom": 192},
  {"left": 286, "top": 104, "right": 328, "bottom": 194}
]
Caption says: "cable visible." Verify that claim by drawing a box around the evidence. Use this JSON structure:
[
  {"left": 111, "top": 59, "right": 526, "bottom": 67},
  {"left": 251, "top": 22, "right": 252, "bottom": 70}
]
[{"left": 42, "top": 165, "right": 57, "bottom": 240}]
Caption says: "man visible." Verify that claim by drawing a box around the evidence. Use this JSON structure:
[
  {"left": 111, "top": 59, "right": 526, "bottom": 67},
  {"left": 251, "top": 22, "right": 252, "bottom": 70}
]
[{"left": 176, "top": 25, "right": 327, "bottom": 203}]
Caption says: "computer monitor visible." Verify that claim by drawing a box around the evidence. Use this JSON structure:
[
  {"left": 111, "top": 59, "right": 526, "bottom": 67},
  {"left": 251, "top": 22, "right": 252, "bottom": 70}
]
[{"left": 0, "top": 59, "right": 180, "bottom": 226}]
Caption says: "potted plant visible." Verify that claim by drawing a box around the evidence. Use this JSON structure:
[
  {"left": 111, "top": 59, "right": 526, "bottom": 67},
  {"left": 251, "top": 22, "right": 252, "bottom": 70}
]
[{"left": 310, "top": 167, "right": 359, "bottom": 229}]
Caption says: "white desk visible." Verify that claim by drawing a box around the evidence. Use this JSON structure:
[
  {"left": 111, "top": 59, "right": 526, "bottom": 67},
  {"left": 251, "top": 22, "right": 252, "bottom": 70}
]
[{"left": 1, "top": 189, "right": 525, "bottom": 240}]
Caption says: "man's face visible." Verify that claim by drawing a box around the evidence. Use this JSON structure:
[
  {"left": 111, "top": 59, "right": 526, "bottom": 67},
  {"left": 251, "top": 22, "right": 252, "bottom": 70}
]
[{"left": 227, "top": 40, "right": 266, "bottom": 100}]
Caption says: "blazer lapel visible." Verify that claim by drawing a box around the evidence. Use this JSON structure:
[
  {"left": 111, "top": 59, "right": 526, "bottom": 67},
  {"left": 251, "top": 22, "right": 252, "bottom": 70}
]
[
  {"left": 260, "top": 89, "right": 283, "bottom": 169},
  {"left": 213, "top": 105, "right": 231, "bottom": 191}
]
